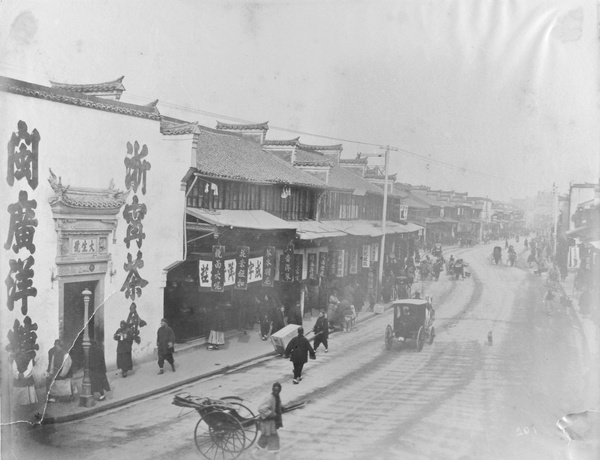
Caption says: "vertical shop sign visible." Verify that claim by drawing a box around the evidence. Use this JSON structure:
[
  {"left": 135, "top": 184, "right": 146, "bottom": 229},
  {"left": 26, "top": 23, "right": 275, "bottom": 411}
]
[
  {"left": 211, "top": 245, "right": 225, "bottom": 292},
  {"left": 318, "top": 251, "right": 328, "bottom": 279},
  {"left": 281, "top": 244, "right": 294, "bottom": 283},
  {"left": 362, "top": 244, "right": 370, "bottom": 268},
  {"left": 121, "top": 141, "right": 150, "bottom": 340},
  {"left": 307, "top": 253, "right": 317, "bottom": 281},
  {"left": 199, "top": 260, "right": 212, "bottom": 288},
  {"left": 371, "top": 243, "right": 379, "bottom": 262},
  {"left": 262, "top": 246, "right": 276, "bottom": 287},
  {"left": 4, "top": 121, "right": 40, "bottom": 369},
  {"left": 235, "top": 246, "right": 249, "bottom": 290},
  {"left": 329, "top": 250, "right": 337, "bottom": 277},
  {"left": 248, "top": 256, "right": 263, "bottom": 283},
  {"left": 224, "top": 259, "right": 236, "bottom": 287},
  {"left": 349, "top": 247, "right": 358, "bottom": 274},
  {"left": 294, "top": 254, "right": 303, "bottom": 281},
  {"left": 336, "top": 249, "right": 345, "bottom": 278}
]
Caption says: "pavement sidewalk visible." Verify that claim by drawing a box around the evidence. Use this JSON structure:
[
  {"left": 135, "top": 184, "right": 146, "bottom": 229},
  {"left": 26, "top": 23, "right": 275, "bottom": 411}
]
[{"left": 15, "top": 303, "right": 391, "bottom": 425}]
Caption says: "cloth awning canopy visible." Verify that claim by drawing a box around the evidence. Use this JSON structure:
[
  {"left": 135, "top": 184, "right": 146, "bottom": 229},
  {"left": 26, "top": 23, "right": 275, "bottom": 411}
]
[
  {"left": 327, "top": 220, "right": 384, "bottom": 237},
  {"left": 378, "top": 221, "right": 424, "bottom": 234},
  {"left": 295, "top": 220, "right": 347, "bottom": 240},
  {"left": 186, "top": 208, "right": 297, "bottom": 231}
]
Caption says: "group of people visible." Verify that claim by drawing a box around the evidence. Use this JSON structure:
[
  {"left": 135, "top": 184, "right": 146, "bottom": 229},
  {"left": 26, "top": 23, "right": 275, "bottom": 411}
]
[{"left": 327, "top": 281, "right": 364, "bottom": 332}]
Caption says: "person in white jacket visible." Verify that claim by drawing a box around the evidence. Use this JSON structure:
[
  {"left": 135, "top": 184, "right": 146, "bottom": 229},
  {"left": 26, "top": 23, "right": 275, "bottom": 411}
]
[
  {"left": 11, "top": 353, "right": 38, "bottom": 405},
  {"left": 252, "top": 382, "right": 284, "bottom": 459}
]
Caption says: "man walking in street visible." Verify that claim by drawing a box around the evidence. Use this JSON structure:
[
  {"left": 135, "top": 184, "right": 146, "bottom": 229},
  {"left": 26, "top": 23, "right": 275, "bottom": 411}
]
[
  {"left": 312, "top": 310, "right": 329, "bottom": 353},
  {"left": 157, "top": 318, "right": 176, "bottom": 374},
  {"left": 284, "top": 327, "right": 315, "bottom": 384},
  {"left": 252, "top": 382, "right": 284, "bottom": 459}
]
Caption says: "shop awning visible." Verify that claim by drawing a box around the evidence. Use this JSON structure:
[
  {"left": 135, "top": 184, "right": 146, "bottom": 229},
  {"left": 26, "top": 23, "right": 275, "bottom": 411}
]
[
  {"left": 295, "top": 220, "right": 347, "bottom": 240},
  {"left": 186, "top": 208, "right": 297, "bottom": 231},
  {"left": 327, "top": 220, "right": 384, "bottom": 237}
]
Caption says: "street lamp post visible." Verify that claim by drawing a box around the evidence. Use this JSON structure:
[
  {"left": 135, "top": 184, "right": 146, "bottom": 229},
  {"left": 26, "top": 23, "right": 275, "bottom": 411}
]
[{"left": 79, "top": 288, "right": 94, "bottom": 407}]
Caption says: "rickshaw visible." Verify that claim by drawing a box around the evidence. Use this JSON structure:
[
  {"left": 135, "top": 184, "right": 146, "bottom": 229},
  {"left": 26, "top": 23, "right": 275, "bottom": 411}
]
[{"left": 384, "top": 298, "right": 435, "bottom": 352}]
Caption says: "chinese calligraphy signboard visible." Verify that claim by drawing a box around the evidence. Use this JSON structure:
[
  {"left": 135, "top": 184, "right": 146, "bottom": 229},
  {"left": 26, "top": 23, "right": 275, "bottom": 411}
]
[
  {"left": 224, "top": 259, "right": 236, "bottom": 287},
  {"left": 371, "top": 243, "right": 379, "bottom": 262},
  {"left": 211, "top": 245, "right": 225, "bottom": 292},
  {"left": 248, "top": 256, "right": 263, "bottom": 283},
  {"left": 307, "top": 253, "right": 317, "bottom": 281},
  {"left": 294, "top": 254, "right": 303, "bottom": 281},
  {"left": 280, "top": 244, "right": 294, "bottom": 283},
  {"left": 4, "top": 121, "right": 40, "bottom": 369},
  {"left": 362, "top": 244, "right": 371, "bottom": 268},
  {"left": 121, "top": 141, "right": 150, "bottom": 343},
  {"left": 336, "top": 249, "right": 345, "bottom": 278},
  {"left": 235, "top": 246, "right": 249, "bottom": 290},
  {"left": 262, "top": 246, "right": 275, "bottom": 287},
  {"left": 199, "top": 260, "right": 212, "bottom": 288},
  {"left": 349, "top": 247, "right": 358, "bottom": 274},
  {"left": 318, "top": 251, "right": 328, "bottom": 279}
]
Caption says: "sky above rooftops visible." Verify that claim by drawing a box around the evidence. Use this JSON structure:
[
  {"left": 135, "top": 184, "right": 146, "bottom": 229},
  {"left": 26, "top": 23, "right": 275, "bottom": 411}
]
[{"left": 1, "top": 0, "right": 598, "bottom": 201}]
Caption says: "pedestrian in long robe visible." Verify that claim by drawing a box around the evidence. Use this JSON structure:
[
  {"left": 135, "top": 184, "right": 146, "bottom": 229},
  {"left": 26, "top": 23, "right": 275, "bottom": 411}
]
[
  {"left": 312, "top": 310, "right": 329, "bottom": 353},
  {"left": 114, "top": 321, "right": 134, "bottom": 377},
  {"left": 270, "top": 304, "right": 286, "bottom": 335},
  {"left": 157, "top": 318, "right": 176, "bottom": 374},
  {"left": 252, "top": 382, "right": 284, "bottom": 459},
  {"left": 207, "top": 305, "right": 225, "bottom": 350},
  {"left": 11, "top": 353, "right": 38, "bottom": 405},
  {"left": 284, "top": 327, "right": 315, "bottom": 384},
  {"left": 46, "top": 339, "right": 73, "bottom": 402},
  {"left": 89, "top": 340, "right": 110, "bottom": 400}
]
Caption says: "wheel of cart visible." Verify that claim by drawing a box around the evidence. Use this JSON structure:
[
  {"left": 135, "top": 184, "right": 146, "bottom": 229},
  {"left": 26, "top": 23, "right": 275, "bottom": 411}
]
[
  {"left": 173, "top": 394, "right": 258, "bottom": 460},
  {"left": 384, "top": 299, "right": 435, "bottom": 352}
]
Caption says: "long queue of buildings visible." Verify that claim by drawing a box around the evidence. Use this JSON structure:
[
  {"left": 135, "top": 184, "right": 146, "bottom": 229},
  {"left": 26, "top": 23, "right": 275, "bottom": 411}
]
[{"left": 0, "top": 75, "right": 526, "bottom": 375}]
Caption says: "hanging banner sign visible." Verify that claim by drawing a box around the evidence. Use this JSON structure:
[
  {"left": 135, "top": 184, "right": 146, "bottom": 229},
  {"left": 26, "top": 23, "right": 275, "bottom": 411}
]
[
  {"left": 262, "top": 246, "right": 276, "bottom": 287},
  {"left": 211, "top": 245, "right": 225, "bottom": 292},
  {"left": 294, "top": 254, "right": 303, "bottom": 281},
  {"left": 307, "top": 253, "right": 318, "bottom": 281},
  {"left": 371, "top": 243, "right": 379, "bottom": 262},
  {"left": 281, "top": 244, "right": 294, "bottom": 283},
  {"left": 199, "top": 260, "right": 212, "bottom": 288},
  {"left": 248, "top": 256, "right": 263, "bottom": 283},
  {"left": 362, "top": 244, "right": 371, "bottom": 268},
  {"left": 336, "top": 249, "right": 345, "bottom": 278},
  {"left": 224, "top": 259, "right": 236, "bottom": 287},
  {"left": 349, "top": 247, "right": 358, "bottom": 274},
  {"left": 329, "top": 250, "right": 337, "bottom": 277},
  {"left": 235, "top": 246, "right": 249, "bottom": 290},
  {"left": 318, "top": 251, "right": 328, "bottom": 279}
]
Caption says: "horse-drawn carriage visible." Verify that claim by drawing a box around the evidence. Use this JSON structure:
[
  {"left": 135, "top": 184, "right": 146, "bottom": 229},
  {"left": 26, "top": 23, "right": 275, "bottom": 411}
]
[{"left": 384, "top": 298, "right": 435, "bottom": 352}]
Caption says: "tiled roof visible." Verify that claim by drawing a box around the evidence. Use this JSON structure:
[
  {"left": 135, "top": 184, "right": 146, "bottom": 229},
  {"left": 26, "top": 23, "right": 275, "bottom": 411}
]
[
  {"left": 48, "top": 170, "right": 128, "bottom": 209},
  {"left": 160, "top": 119, "right": 199, "bottom": 135},
  {"left": 328, "top": 165, "right": 383, "bottom": 195},
  {"left": 0, "top": 77, "right": 160, "bottom": 121},
  {"left": 411, "top": 190, "right": 443, "bottom": 207},
  {"left": 294, "top": 148, "right": 333, "bottom": 166},
  {"left": 193, "top": 127, "right": 326, "bottom": 188},
  {"left": 339, "top": 157, "right": 368, "bottom": 165},
  {"left": 403, "top": 195, "right": 429, "bottom": 209},
  {"left": 297, "top": 142, "right": 342, "bottom": 152},
  {"left": 216, "top": 121, "right": 269, "bottom": 131},
  {"left": 263, "top": 138, "right": 300, "bottom": 146},
  {"left": 49, "top": 76, "right": 126, "bottom": 93}
]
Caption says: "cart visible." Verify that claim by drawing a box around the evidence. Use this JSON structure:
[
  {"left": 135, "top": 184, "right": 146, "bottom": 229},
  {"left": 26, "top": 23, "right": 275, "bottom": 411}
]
[
  {"left": 384, "top": 298, "right": 435, "bottom": 352},
  {"left": 173, "top": 393, "right": 258, "bottom": 460}
]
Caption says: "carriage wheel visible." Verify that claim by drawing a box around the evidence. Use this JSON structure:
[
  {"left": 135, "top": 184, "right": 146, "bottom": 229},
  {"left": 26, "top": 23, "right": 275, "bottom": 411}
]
[
  {"left": 428, "top": 327, "right": 435, "bottom": 345},
  {"left": 385, "top": 325, "right": 393, "bottom": 350},
  {"left": 220, "top": 399, "right": 259, "bottom": 448},
  {"left": 194, "top": 410, "right": 246, "bottom": 460},
  {"left": 416, "top": 327, "right": 425, "bottom": 352}
]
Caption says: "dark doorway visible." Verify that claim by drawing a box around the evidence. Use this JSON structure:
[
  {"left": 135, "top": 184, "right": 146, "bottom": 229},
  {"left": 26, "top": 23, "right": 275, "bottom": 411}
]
[{"left": 63, "top": 281, "right": 97, "bottom": 371}]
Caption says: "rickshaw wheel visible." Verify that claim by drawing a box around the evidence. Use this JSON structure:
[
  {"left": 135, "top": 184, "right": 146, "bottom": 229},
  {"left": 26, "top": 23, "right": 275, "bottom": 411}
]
[
  {"left": 194, "top": 410, "right": 246, "bottom": 460},
  {"left": 385, "top": 325, "right": 393, "bottom": 350},
  {"left": 416, "top": 327, "right": 425, "bottom": 352},
  {"left": 429, "top": 327, "right": 435, "bottom": 345},
  {"left": 220, "top": 398, "right": 259, "bottom": 447}
]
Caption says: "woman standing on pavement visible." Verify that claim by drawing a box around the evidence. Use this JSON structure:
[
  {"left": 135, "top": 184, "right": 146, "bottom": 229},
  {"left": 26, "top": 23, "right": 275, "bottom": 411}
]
[
  {"left": 114, "top": 321, "right": 134, "bottom": 378},
  {"left": 207, "top": 303, "right": 226, "bottom": 350},
  {"left": 259, "top": 294, "right": 272, "bottom": 340}
]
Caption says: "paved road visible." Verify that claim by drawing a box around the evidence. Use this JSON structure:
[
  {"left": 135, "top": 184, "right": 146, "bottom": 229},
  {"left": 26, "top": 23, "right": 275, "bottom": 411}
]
[{"left": 13, "top": 243, "right": 595, "bottom": 460}]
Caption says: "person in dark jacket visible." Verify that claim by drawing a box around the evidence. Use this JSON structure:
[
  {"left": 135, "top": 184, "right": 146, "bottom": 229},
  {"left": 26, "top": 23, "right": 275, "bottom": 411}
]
[
  {"left": 114, "top": 321, "right": 134, "bottom": 378},
  {"left": 284, "top": 327, "right": 315, "bottom": 384},
  {"left": 270, "top": 304, "right": 286, "bottom": 335},
  {"left": 353, "top": 282, "right": 365, "bottom": 313},
  {"left": 157, "top": 318, "right": 176, "bottom": 374},
  {"left": 287, "top": 301, "right": 303, "bottom": 326},
  {"left": 259, "top": 295, "right": 272, "bottom": 340},
  {"left": 312, "top": 310, "right": 329, "bottom": 353},
  {"left": 89, "top": 340, "right": 110, "bottom": 401},
  {"left": 207, "top": 304, "right": 226, "bottom": 350}
]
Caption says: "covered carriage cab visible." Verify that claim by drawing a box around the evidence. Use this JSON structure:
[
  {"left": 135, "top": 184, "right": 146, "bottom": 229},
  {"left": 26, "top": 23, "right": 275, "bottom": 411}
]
[{"left": 385, "top": 298, "right": 435, "bottom": 352}]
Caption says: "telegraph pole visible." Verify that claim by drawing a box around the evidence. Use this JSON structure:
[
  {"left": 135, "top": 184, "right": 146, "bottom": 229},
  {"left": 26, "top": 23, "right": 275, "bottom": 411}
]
[
  {"left": 552, "top": 183, "right": 558, "bottom": 261},
  {"left": 378, "top": 146, "right": 390, "bottom": 296}
]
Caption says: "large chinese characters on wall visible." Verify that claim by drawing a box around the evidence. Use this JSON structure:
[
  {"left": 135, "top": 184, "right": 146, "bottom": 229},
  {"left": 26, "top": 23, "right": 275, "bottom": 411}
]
[
  {"left": 121, "top": 141, "right": 151, "bottom": 342},
  {"left": 4, "top": 121, "right": 40, "bottom": 369}
]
